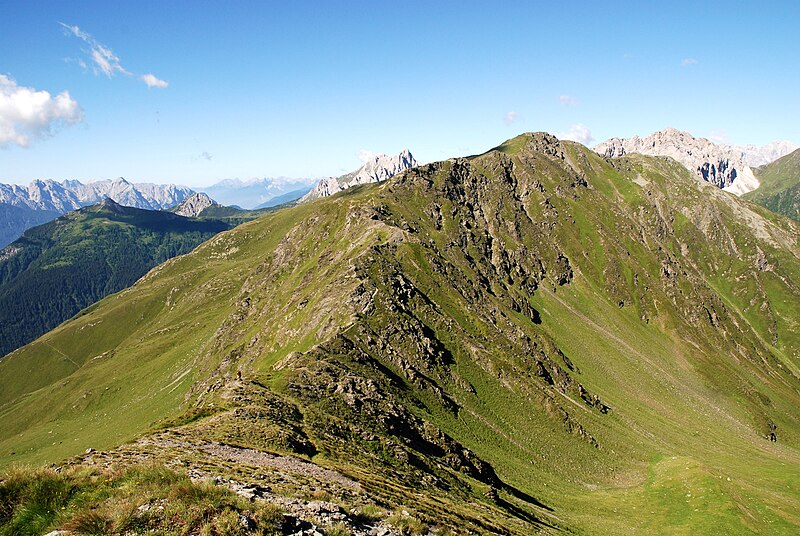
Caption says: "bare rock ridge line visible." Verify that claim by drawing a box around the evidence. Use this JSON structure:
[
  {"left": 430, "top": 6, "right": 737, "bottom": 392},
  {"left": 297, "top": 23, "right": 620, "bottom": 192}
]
[
  {"left": 594, "top": 127, "right": 797, "bottom": 196},
  {"left": 171, "top": 192, "right": 217, "bottom": 217},
  {"left": 0, "top": 177, "right": 194, "bottom": 212},
  {"left": 301, "top": 149, "right": 418, "bottom": 201}
]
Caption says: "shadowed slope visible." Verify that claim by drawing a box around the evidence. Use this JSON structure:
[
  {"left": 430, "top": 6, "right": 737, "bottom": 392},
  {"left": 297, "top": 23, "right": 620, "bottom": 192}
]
[{"left": 0, "top": 200, "right": 231, "bottom": 357}]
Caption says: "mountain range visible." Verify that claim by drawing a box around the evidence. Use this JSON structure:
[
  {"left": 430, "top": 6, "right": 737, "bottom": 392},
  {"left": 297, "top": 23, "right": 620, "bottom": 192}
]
[
  {"left": 1, "top": 133, "right": 798, "bottom": 534},
  {"left": 0, "top": 178, "right": 195, "bottom": 248},
  {"left": 199, "top": 177, "right": 318, "bottom": 210},
  {"left": 594, "top": 127, "right": 797, "bottom": 195}
]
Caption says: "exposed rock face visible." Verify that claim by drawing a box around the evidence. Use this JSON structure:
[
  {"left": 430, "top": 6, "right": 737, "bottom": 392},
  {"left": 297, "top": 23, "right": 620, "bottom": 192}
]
[
  {"left": 594, "top": 128, "right": 765, "bottom": 195},
  {"left": 301, "top": 150, "right": 417, "bottom": 202},
  {"left": 172, "top": 192, "right": 217, "bottom": 217}
]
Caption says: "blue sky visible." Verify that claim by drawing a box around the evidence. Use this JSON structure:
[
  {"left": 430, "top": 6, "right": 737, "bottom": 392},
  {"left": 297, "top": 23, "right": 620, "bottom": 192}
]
[{"left": 1, "top": 1, "right": 798, "bottom": 187}]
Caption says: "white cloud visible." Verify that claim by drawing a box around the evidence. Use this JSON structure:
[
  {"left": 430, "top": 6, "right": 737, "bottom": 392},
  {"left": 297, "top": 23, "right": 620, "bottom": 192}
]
[
  {"left": 357, "top": 149, "right": 377, "bottom": 163},
  {"left": 60, "top": 23, "right": 130, "bottom": 77},
  {"left": 61, "top": 24, "right": 170, "bottom": 90},
  {"left": 504, "top": 111, "right": 520, "bottom": 125},
  {"left": 141, "top": 73, "right": 169, "bottom": 89},
  {"left": 559, "top": 95, "right": 577, "bottom": 106},
  {"left": 558, "top": 124, "right": 594, "bottom": 146},
  {"left": 0, "top": 75, "right": 83, "bottom": 148},
  {"left": 681, "top": 58, "right": 698, "bottom": 67}
]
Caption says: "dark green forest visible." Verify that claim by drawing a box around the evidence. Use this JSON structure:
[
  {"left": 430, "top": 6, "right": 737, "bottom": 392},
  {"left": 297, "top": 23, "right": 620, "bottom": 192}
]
[{"left": 0, "top": 201, "right": 231, "bottom": 357}]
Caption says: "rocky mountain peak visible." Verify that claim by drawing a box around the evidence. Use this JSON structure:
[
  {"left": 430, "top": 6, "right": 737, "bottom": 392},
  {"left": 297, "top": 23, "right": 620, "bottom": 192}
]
[
  {"left": 594, "top": 128, "right": 797, "bottom": 196},
  {"left": 594, "top": 128, "right": 759, "bottom": 195},
  {"left": 98, "top": 197, "right": 122, "bottom": 209},
  {"left": 172, "top": 192, "right": 217, "bottom": 217},
  {"left": 300, "top": 149, "right": 418, "bottom": 202}
]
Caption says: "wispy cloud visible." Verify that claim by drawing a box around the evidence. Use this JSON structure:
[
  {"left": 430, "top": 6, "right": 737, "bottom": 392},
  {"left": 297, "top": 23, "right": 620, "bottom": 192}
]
[
  {"left": 60, "top": 23, "right": 129, "bottom": 77},
  {"left": 558, "top": 124, "right": 594, "bottom": 146},
  {"left": 0, "top": 74, "right": 83, "bottom": 148},
  {"left": 60, "top": 23, "right": 168, "bottom": 89},
  {"left": 141, "top": 73, "right": 168, "bottom": 89},
  {"left": 681, "top": 58, "right": 698, "bottom": 67},
  {"left": 199, "top": 151, "right": 212, "bottom": 161},
  {"left": 559, "top": 95, "right": 577, "bottom": 106},
  {"left": 504, "top": 111, "right": 520, "bottom": 125}
]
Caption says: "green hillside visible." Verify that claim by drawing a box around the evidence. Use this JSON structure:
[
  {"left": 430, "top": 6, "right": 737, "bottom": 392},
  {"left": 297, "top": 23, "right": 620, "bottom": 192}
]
[
  {"left": 0, "top": 199, "right": 231, "bottom": 358},
  {"left": 2, "top": 134, "right": 799, "bottom": 534},
  {"left": 745, "top": 148, "right": 800, "bottom": 220}
]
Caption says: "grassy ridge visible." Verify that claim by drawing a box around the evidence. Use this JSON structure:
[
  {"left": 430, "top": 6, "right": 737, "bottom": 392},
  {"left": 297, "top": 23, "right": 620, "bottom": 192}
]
[
  {"left": 1, "top": 134, "right": 799, "bottom": 533},
  {"left": 745, "top": 148, "right": 800, "bottom": 221}
]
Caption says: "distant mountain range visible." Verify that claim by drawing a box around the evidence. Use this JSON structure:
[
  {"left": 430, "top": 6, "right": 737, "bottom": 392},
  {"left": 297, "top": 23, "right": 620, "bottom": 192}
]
[
  {"left": 0, "top": 178, "right": 195, "bottom": 248},
  {"left": 0, "top": 177, "right": 192, "bottom": 213},
  {"left": 0, "top": 191, "right": 287, "bottom": 358},
  {"left": 199, "top": 177, "right": 317, "bottom": 209},
  {"left": 594, "top": 128, "right": 797, "bottom": 195}
]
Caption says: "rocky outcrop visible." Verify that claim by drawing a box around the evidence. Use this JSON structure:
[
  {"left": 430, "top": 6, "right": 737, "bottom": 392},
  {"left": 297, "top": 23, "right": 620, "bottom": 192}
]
[
  {"left": 594, "top": 128, "right": 775, "bottom": 195},
  {"left": 171, "top": 192, "right": 217, "bottom": 217},
  {"left": 301, "top": 150, "right": 417, "bottom": 202}
]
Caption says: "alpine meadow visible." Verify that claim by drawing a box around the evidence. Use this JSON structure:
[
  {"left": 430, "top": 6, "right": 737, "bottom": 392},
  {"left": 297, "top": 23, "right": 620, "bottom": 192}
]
[
  {"left": 2, "top": 134, "right": 799, "bottom": 534},
  {"left": 1, "top": 2, "right": 799, "bottom": 535}
]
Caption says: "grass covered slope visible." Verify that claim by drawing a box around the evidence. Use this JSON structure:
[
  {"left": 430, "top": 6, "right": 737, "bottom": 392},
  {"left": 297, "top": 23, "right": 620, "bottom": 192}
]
[
  {"left": 745, "top": 148, "right": 800, "bottom": 221},
  {"left": 2, "top": 133, "right": 799, "bottom": 534},
  {"left": 0, "top": 199, "right": 231, "bottom": 358},
  {"left": 0, "top": 464, "right": 284, "bottom": 535}
]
